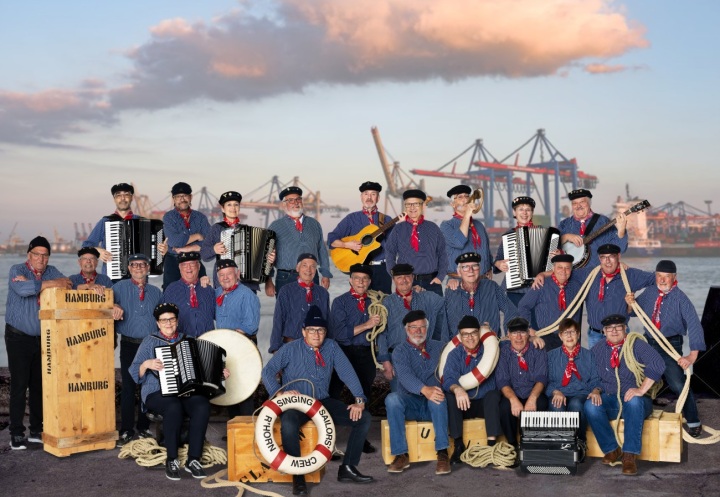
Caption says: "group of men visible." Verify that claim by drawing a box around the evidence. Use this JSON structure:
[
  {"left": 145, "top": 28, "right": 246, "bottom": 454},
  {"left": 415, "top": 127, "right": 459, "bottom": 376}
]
[{"left": 4, "top": 180, "right": 706, "bottom": 493}]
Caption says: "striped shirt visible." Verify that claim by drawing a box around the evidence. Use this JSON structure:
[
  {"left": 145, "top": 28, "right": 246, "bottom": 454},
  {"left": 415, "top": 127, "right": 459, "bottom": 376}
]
[
  {"left": 518, "top": 276, "right": 583, "bottom": 328},
  {"left": 327, "top": 210, "right": 392, "bottom": 262},
  {"left": 269, "top": 281, "right": 330, "bottom": 353},
  {"left": 70, "top": 272, "right": 113, "bottom": 289},
  {"left": 129, "top": 332, "right": 188, "bottom": 403},
  {"left": 495, "top": 341, "right": 547, "bottom": 399},
  {"left": 328, "top": 291, "right": 372, "bottom": 347},
  {"left": 113, "top": 278, "right": 162, "bottom": 339},
  {"left": 262, "top": 338, "right": 365, "bottom": 400},
  {"left": 558, "top": 214, "right": 628, "bottom": 269},
  {"left": 215, "top": 284, "right": 260, "bottom": 335},
  {"left": 162, "top": 280, "right": 216, "bottom": 337},
  {"left": 545, "top": 346, "right": 600, "bottom": 398},
  {"left": 6, "top": 263, "right": 66, "bottom": 336},
  {"left": 162, "top": 208, "right": 210, "bottom": 258},
  {"left": 440, "top": 216, "right": 493, "bottom": 275},
  {"left": 441, "top": 343, "right": 497, "bottom": 399},
  {"left": 591, "top": 338, "right": 665, "bottom": 396},
  {"left": 392, "top": 339, "right": 444, "bottom": 396},
  {"left": 385, "top": 220, "right": 447, "bottom": 280},
  {"left": 376, "top": 291, "right": 448, "bottom": 362},
  {"left": 444, "top": 279, "right": 519, "bottom": 336},
  {"left": 268, "top": 215, "right": 332, "bottom": 278}
]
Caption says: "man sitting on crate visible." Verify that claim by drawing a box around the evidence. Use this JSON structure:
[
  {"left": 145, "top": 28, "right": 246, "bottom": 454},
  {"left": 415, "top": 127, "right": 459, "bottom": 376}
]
[
  {"left": 262, "top": 305, "right": 373, "bottom": 495},
  {"left": 385, "top": 310, "right": 451, "bottom": 476},
  {"left": 584, "top": 313, "right": 666, "bottom": 476}
]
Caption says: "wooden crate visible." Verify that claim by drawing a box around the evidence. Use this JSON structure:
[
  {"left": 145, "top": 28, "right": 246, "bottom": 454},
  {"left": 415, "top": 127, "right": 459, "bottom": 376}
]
[
  {"left": 381, "top": 418, "right": 506, "bottom": 464},
  {"left": 227, "top": 416, "right": 325, "bottom": 483},
  {"left": 585, "top": 410, "right": 682, "bottom": 462},
  {"left": 39, "top": 288, "right": 117, "bottom": 457}
]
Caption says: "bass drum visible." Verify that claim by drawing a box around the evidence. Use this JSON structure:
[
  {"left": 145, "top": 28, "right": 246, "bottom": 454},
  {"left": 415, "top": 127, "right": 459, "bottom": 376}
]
[{"left": 199, "top": 329, "right": 263, "bottom": 406}]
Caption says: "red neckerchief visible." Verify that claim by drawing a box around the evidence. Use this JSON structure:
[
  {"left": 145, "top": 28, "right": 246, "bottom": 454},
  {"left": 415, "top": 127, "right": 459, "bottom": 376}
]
[
  {"left": 576, "top": 212, "right": 594, "bottom": 236},
  {"left": 223, "top": 216, "right": 240, "bottom": 227},
  {"left": 362, "top": 206, "right": 377, "bottom": 225},
  {"left": 177, "top": 208, "right": 192, "bottom": 229},
  {"left": 561, "top": 344, "right": 581, "bottom": 386},
  {"left": 453, "top": 213, "right": 481, "bottom": 249},
  {"left": 608, "top": 339, "right": 625, "bottom": 369},
  {"left": 349, "top": 287, "right": 367, "bottom": 313},
  {"left": 115, "top": 210, "right": 134, "bottom": 221},
  {"left": 515, "top": 221, "right": 535, "bottom": 229},
  {"left": 396, "top": 289, "right": 412, "bottom": 310},
  {"left": 598, "top": 267, "right": 620, "bottom": 302},
  {"left": 298, "top": 279, "right": 313, "bottom": 303},
  {"left": 305, "top": 339, "right": 325, "bottom": 367},
  {"left": 182, "top": 277, "right": 199, "bottom": 308},
  {"left": 131, "top": 278, "right": 145, "bottom": 301},
  {"left": 464, "top": 344, "right": 480, "bottom": 366},
  {"left": 406, "top": 215, "right": 424, "bottom": 251},
  {"left": 161, "top": 330, "right": 180, "bottom": 343},
  {"left": 552, "top": 274, "right": 567, "bottom": 310},
  {"left": 462, "top": 282, "right": 478, "bottom": 310},
  {"left": 652, "top": 280, "right": 678, "bottom": 329},
  {"left": 81, "top": 271, "right": 98, "bottom": 285},
  {"left": 216, "top": 283, "right": 238, "bottom": 306},
  {"left": 514, "top": 343, "right": 530, "bottom": 371},
  {"left": 25, "top": 261, "right": 43, "bottom": 304},
  {"left": 289, "top": 216, "right": 303, "bottom": 232},
  {"left": 406, "top": 338, "right": 430, "bottom": 359}
]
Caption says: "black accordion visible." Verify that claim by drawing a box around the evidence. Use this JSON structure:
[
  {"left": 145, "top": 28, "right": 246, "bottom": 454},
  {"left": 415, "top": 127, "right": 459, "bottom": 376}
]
[
  {"left": 519, "top": 411, "right": 581, "bottom": 475},
  {"left": 155, "top": 338, "right": 226, "bottom": 399},
  {"left": 104, "top": 218, "right": 164, "bottom": 279},
  {"left": 219, "top": 225, "right": 276, "bottom": 284},
  {"left": 502, "top": 226, "right": 560, "bottom": 290}
]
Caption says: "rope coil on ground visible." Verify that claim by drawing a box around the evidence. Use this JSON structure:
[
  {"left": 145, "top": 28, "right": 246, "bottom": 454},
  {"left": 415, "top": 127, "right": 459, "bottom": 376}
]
[
  {"left": 459, "top": 441, "right": 517, "bottom": 469},
  {"left": 117, "top": 438, "right": 227, "bottom": 468},
  {"left": 365, "top": 289, "right": 388, "bottom": 368}
]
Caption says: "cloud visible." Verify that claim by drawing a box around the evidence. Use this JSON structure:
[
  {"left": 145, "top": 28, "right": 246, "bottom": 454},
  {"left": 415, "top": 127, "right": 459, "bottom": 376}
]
[{"left": 0, "top": 0, "right": 648, "bottom": 146}]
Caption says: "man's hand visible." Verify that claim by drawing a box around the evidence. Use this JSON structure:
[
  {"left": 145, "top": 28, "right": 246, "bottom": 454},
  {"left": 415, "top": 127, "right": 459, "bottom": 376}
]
[
  {"left": 529, "top": 334, "right": 545, "bottom": 349},
  {"left": 347, "top": 403, "right": 364, "bottom": 421},
  {"left": 446, "top": 279, "right": 460, "bottom": 291},
  {"left": 562, "top": 233, "right": 584, "bottom": 247},
  {"left": 265, "top": 279, "right": 276, "bottom": 297},
  {"left": 587, "top": 389, "right": 602, "bottom": 406},
  {"left": 98, "top": 247, "right": 113, "bottom": 262},
  {"left": 551, "top": 391, "right": 567, "bottom": 409},
  {"left": 430, "top": 277, "right": 442, "bottom": 286},
  {"left": 421, "top": 385, "right": 445, "bottom": 405},
  {"left": 382, "top": 361, "right": 394, "bottom": 381},
  {"left": 510, "top": 397, "right": 524, "bottom": 417},
  {"left": 524, "top": 396, "right": 538, "bottom": 412},
  {"left": 678, "top": 351, "right": 699, "bottom": 370},
  {"left": 454, "top": 387, "right": 471, "bottom": 411},
  {"left": 112, "top": 304, "right": 124, "bottom": 321},
  {"left": 321, "top": 277, "right": 330, "bottom": 289},
  {"left": 199, "top": 275, "right": 211, "bottom": 288},
  {"left": 345, "top": 240, "right": 363, "bottom": 251}
]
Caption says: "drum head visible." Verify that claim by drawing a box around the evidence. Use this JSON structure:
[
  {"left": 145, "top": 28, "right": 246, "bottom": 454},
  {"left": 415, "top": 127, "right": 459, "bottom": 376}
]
[{"left": 199, "top": 329, "right": 263, "bottom": 406}]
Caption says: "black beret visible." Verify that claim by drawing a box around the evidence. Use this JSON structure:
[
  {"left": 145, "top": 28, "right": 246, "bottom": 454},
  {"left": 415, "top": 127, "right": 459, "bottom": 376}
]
[
  {"left": 177, "top": 252, "right": 201, "bottom": 263},
  {"left": 127, "top": 253, "right": 149, "bottom": 264},
  {"left": 77, "top": 247, "right": 100, "bottom": 258},
  {"left": 506, "top": 317, "right": 530, "bottom": 333},
  {"left": 216, "top": 259, "right": 237, "bottom": 271},
  {"left": 512, "top": 196, "right": 536, "bottom": 209},
  {"left": 28, "top": 236, "right": 51, "bottom": 255},
  {"left": 446, "top": 184, "right": 472, "bottom": 198},
  {"left": 297, "top": 253, "right": 317, "bottom": 264},
  {"left": 171, "top": 182, "right": 192, "bottom": 196},
  {"left": 219, "top": 191, "right": 242, "bottom": 205},
  {"left": 304, "top": 305, "right": 327, "bottom": 329},
  {"left": 111, "top": 183, "right": 134, "bottom": 195},
  {"left": 601, "top": 314, "right": 627, "bottom": 327},
  {"left": 656, "top": 260, "right": 677, "bottom": 273},
  {"left": 349, "top": 263, "right": 373, "bottom": 276},
  {"left": 458, "top": 315, "right": 480, "bottom": 330},
  {"left": 279, "top": 186, "right": 303, "bottom": 201},
  {"left": 597, "top": 244, "right": 621, "bottom": 255},
  {"left": 402, "top": 310, "right": 427, "bottom": 325},
  {"left": 568, "top": 189, "right": 592, "bottom": 201},
  {"left": 551, "top": 254, "right": 574, "bottom": 264},
  {"left": 455, "top": 252, "right": 481, "bottom": 265},
  {"left": 359, "top": 181, "right": 382, "bottom": 193},
  {"left": 391, "top": 263, "right": 414, "bottom": 276},
  {"left": 153, "top": 302, "right": 179, "bottom": 320},
  {"left": 402, "top": 189, "right": 427, "bottom": 201}
]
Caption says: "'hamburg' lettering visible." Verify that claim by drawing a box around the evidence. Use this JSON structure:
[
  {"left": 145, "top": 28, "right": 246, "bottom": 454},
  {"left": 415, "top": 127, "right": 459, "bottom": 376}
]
[
  {"left": 65, "top": 293, "right": 106, "bottom": 303},
  {"left": 68, "top": 380, "right": 109, "bottom": 393},
  {"left": 45, "top": 330, "right": 52, "bottom": 375},
  {"left": 66, "top": 327, "right": 108, "bottom": 347}
]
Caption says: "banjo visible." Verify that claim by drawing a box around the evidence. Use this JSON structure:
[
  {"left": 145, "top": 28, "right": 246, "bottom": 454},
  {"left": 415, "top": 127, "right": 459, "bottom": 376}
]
[{"left": 561, "top": 199, "right": 650, "bottom": 268}]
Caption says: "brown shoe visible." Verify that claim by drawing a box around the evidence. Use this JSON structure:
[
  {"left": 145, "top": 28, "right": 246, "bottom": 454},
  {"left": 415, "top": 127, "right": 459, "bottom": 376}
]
[
  {"left": 388, "top": 453, "right": 410, "bottom": 473},
  {"left": 621, "top": 453, "right": 638, "bottom": 476},
  {"left": 601, "top": 447, "right": 623, "bottom": 466},
  {"left": 436, "top": 450, "right": 451, "bottom": 475}
]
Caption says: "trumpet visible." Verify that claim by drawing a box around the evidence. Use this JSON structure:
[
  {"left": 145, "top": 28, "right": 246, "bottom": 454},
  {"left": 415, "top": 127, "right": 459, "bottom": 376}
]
[{"left": 469, "top": 188, "right": 484, "bottom": 214}]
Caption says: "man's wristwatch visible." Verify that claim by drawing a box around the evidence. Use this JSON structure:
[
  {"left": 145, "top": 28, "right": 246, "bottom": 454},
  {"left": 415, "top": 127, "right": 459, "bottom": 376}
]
[{"left": 355, "top": 397, "right": 365, "bottom": 405}]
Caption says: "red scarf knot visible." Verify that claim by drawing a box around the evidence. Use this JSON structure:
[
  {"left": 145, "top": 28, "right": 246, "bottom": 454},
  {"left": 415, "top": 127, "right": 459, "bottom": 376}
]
[
  {"left": 515, "top": 343, "right": 530, "bottom": 371},
  {"left": 131, "top": 278, "right": 145, "bottom": 301},
  {"left": 349, "top": 287, "right": 367, "bottom": 313},
  {"left": 464, "top": 345, "right": 480, "bottom": 366},
  {"left": 608, "top": 339, "right": 625, "bottom": 369},
  {"left": 396, "top": 289, "right": 412, "bottom": 310},
  {"left": 598, "top": 267, "right": 620, "bottom": 302},
  {"left": 82, "top": 271, "right": 98, "bottom": 285},
  {"left": 577, "top": 212, "right": 593, "bottom": 236},
  {"left": 25, "top": 261, "right": 43, "bottom": 304},
  {"left": 407, "top": 338, "right": 430, "bottom": 359},
  {"left": 299, "top": 280, "right": 314, "bottom": 303},
  {"left": 182, "top": 278, "right": 199, "bottom": 308},
  {"left": 223, "top": 216, "right": 240, "bottom": 227},
  {"left": 362, "top": 207, "right": 377, "bottom": 225},
  {"left": 289, "top": 216, "right": 303, "bottom": 232},
  {"left": 651, "top": 280, "right": 678, "bottom": 329},
  {"left": 305, "top": 340, "right": 325, "bottom": 367},
  {"left": 453, "top": 213, "right": 482, "bottom": 249},
  {"left": 552, "top": 274, "right": 567, "bottom": 311},
  {"left": 216, "top": 283, "right": 238, "bottom": 306},
  {"left": 561, "top": 345, "right": 581, "bottom": 386},
  {"left": 116, "top": 210, "right": 134, "bottom": 221},
  {"left": 406, "top": 215, "right": 424, "bottom": 252}
]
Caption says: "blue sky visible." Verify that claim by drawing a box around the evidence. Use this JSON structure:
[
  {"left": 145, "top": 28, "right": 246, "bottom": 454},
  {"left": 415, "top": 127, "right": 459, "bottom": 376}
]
[{"left": 1, "top": 0, "right": 718, "bottom": 243}]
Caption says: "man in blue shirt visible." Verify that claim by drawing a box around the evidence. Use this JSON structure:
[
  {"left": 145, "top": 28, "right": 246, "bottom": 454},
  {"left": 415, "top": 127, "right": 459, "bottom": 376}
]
[
  {"left": 69, "top": 247, "right": 113, "bottom": 292},
  {"left": 162, "top": 251, "right": 215, "bottom": 338},
  {"left": 6, "top": 236, "right": 71, "bottom": 449}
]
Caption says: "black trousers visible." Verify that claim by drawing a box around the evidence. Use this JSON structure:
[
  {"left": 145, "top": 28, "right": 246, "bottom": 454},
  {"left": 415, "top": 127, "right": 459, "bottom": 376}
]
[
  {"left": 228, "top": 333, "right": 258, "bottom": 418},
  {"left": 447, "top": 389, "right": 502, "bottom": 440},
  {"left": 499, "top": 393, "right": 549, "bottom": 445},
  {"left": 145, "top": 391, "right": 210, "bottom": 460},
  {"left": 5, "top": 325, "right": 42, "bottom": 437},
  {"left": 120, "top": 340, "right": 150, "bottom": 434},
  {"left": 329, "top": 345, "right": 376, "bottom": 403}
]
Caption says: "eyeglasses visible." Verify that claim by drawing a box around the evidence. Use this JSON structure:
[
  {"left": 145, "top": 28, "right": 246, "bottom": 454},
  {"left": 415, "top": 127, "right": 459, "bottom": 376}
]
[
  {"left": 113, "top": 193, "right": 132, "bottom": 199},
  {"left": 407, "top": 325, "right": 427, "bottom": 331},
  {"left": 460, "top": 331, "right": 480, "bottom": 339},
  {"left": 128, "top": 262, "right": 148, "bottom": 268},
  {"left": 173, "top": 194, "right": 191, "bottom": 200},
  {"left": 404, "top": 202, "right": 423, "bottom": 208},
  {"left": 599, "top": 255, "right": 618, "bottom": 261},
  {"left": 283, "top": 197, "right": 303, "bottom": 205},
  {"left": 29, "top": 251, "right": 49, "bottom": 259},
  {"left": 508, "top": 330, "right": 529, "bottom": 335},
  {"left": 603, "top": 325, "right": 625, "bottom": 332},
  {"left": 559, "top": 329, "right": 578, "bottom": 336},
  {"left": 158, "top": 318, "right": 177, "bottom": 325},
  {"left": 459, "top": 264, "right": 480, "bottom": 272},
  {"left": 305, "top": 328, "right": 326, "bottom": 336}
]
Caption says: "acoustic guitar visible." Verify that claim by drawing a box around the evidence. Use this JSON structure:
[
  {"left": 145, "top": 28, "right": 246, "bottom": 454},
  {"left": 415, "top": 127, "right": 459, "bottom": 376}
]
[{"left": 330, "top": 214, "right": 402, "bottom": 273}]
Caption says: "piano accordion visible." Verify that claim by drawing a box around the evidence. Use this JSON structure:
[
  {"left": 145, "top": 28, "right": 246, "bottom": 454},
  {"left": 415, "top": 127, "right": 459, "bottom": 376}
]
[
  {"left": 219, "top": 225, "right": 276, "bottom": 284},
  {"left": 104, "top": 218, "right": 164, "bottom": 279},
  {"left": 155, "top": 338, "right": 226, "bottom": 399},
  {"left": 519, "top": 411, "right": 581, "bottom": 475},
  {"left": 502, "top": 226, "right": 561, "bottom": 290}
]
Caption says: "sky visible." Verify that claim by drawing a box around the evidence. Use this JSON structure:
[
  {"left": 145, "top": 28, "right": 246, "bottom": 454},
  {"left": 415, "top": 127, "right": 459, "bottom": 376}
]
[{"left": 1, "top": 0, "right": 719, "bottom": 244}]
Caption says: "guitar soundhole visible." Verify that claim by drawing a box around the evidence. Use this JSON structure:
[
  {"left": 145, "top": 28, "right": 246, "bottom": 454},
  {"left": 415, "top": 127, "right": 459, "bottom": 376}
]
[{"left": 361, "top": 235, "right": 373, "bottom": 245}]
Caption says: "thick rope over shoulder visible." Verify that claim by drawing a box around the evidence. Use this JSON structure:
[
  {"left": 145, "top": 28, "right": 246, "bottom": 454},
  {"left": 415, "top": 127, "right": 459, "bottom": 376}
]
[{"left": 365, "top": 289, "right": 388, "bottom": 368}]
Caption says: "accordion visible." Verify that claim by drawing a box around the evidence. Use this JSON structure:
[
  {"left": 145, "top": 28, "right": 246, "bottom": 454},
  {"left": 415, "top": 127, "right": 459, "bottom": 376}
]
[
  {"left": 519, "top": 411, "right": 581, "bottom": 475},
  {"left": 104, "top": 218, "right": 164, "bottom": 280},
  {"left": 502, "top": 226, "right": 560, "bottom": 290},
  {"left": 219, "top": 225, "right": 276, "bottom": 284},
  {"left": 155, "top": 338, "right": 226, "bottom": 399}
]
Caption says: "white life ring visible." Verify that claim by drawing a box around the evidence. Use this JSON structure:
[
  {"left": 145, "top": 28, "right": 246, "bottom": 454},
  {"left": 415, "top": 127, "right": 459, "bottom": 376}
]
[
  {"left": 438, "top": 323, "right": 500, "bottom": 390},
  {"left": 255, "top": 393, "right": 336, "bottom": 475}
]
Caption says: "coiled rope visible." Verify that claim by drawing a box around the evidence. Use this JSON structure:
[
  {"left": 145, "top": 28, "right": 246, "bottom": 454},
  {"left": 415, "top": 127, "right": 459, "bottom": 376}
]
[
  {"left": 459, "top": 441, "right": 517, "bottom": 469},
  {"left": 117, "top": 438, "right": 227, "bottom": 468},
  {"left": 365, "top": 289, "right": 389, "bottom": 368}
]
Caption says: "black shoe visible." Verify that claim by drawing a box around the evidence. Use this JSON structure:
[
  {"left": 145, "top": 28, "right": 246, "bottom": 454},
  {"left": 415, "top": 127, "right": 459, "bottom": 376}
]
[
  {"left": 362, "top": 440, "right": 377, "bottom": 454},
  {"left": 688, "top": 425, "right": 703, "bottom": 438},
  {"left": 116, "top": 431, "right": 133, "bottom": 448},
  {"left": 338, "top": 465, "right": 374, "bottom": 483},
  {"left": 10, "top": 435, "right": 27, "bottom": 450},
  {"left": 28, "top": 432, "right": 43, "bottom": 444},
  {"left": 185, "top": 458, "right": 207, "bottom": 479},
  {"left": 292, "top": 475, "right": 308, "bottom": 495},
  {"left": 450, "top": 442, "right": 466, "bottom": 465},
  {"left": 165, "top": 458, "right": 181, "bottom": 481}
]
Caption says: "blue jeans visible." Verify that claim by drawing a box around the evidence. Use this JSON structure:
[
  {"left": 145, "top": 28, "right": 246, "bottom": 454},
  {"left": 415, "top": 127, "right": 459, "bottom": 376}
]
[
  {"left": 549, "top": 394, "right": 589, "bottom": 441},
  {"left": 584, "top": 393, "right": 652, "bottom": 454},
  {"left": 646, "top": 334, "right": 700, "bottom": 426},
  {"left": 385, "top": 392, "right": 449, "bottom": 455},
  {"left": 587, "top": 329, "right": 604, "bottom": 349}
]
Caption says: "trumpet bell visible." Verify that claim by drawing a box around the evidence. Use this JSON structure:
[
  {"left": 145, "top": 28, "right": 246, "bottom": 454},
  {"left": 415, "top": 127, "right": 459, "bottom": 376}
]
[{"left": 469, "top": 188, "right": 484, "bottom": 214}]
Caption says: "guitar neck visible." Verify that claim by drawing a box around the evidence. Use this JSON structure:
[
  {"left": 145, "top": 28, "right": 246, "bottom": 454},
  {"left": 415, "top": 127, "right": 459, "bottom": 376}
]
[
  {"left": 371, "top": 215, "right": 402, "bottom": 237},
  {"left": 583, "top": 205, "right": 639, "bottom": 246}
]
